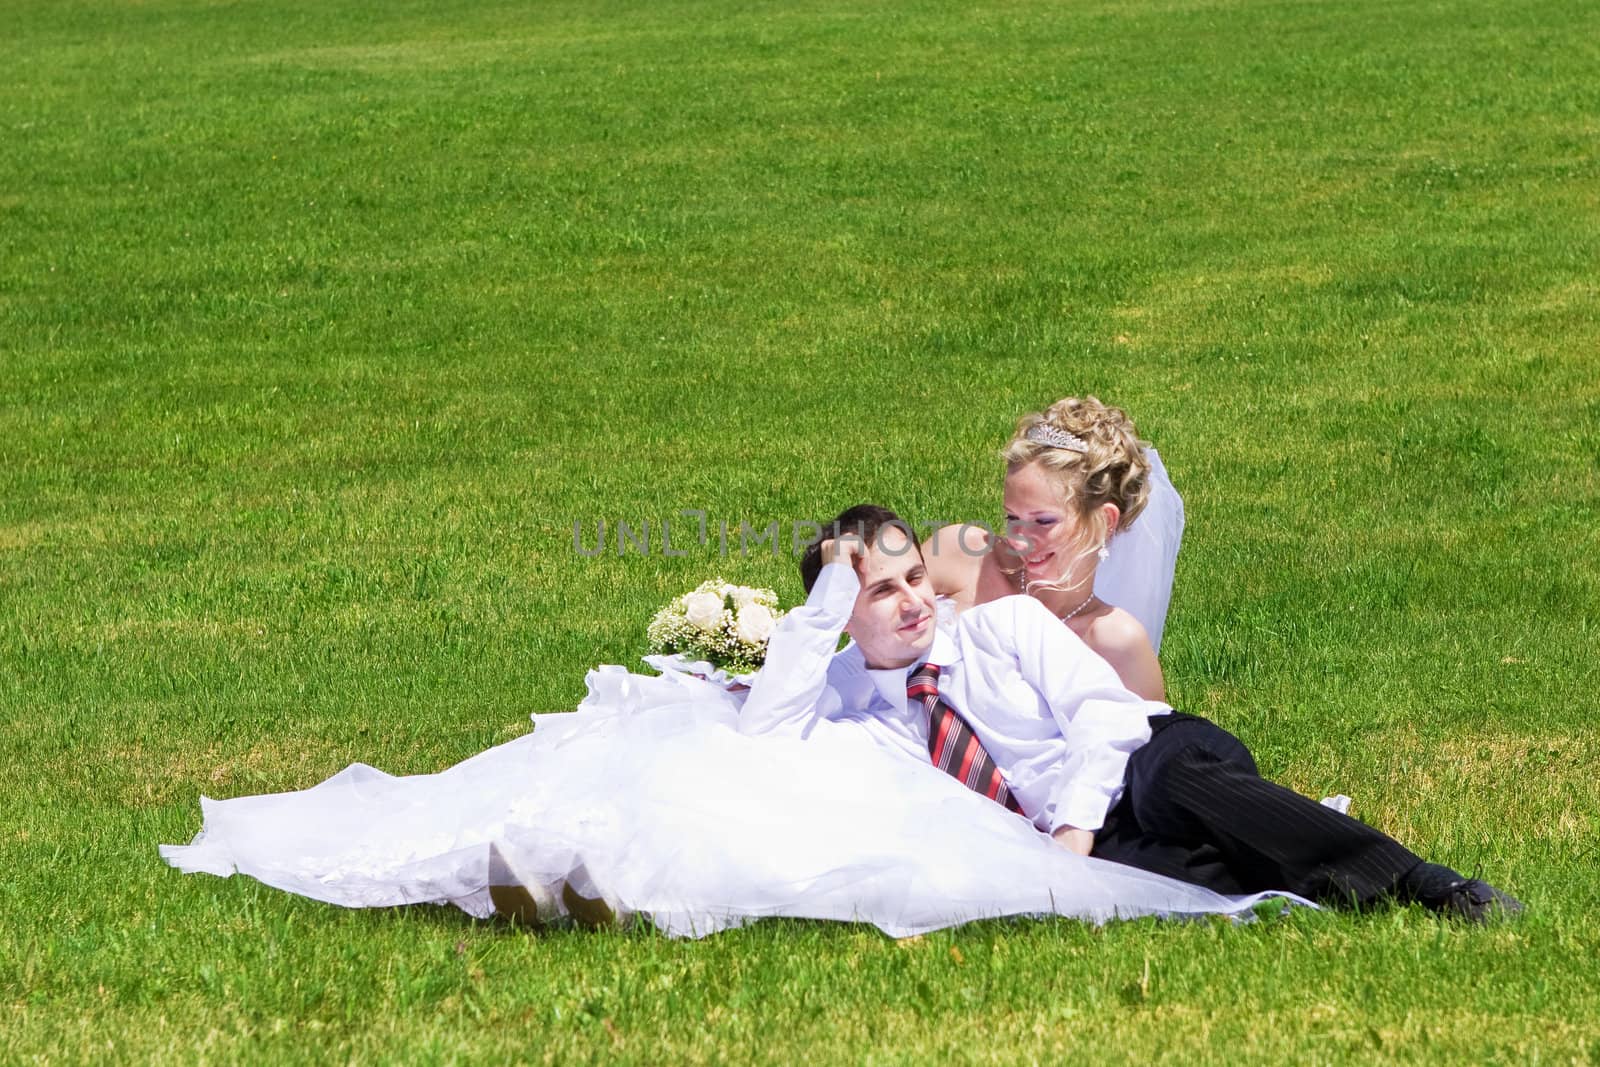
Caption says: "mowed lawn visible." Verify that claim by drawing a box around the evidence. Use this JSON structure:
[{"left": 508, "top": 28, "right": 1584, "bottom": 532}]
[{"left": 3, "top": 0, "right": 1598, "bottom": 1060}]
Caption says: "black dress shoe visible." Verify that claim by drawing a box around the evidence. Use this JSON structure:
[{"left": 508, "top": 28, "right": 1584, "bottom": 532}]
[{"left": 1425, "top": 878, "right": 1523, "bottom": 923}]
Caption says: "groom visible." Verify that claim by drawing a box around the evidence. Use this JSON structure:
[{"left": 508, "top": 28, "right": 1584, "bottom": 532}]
[{"left": 741, "top": 504, "right": 1519, "bottom": 921}]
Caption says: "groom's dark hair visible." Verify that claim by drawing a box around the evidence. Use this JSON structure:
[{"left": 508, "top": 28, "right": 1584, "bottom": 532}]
[{"left": 799, "top": 504, "right": 923, "bottom": 594}]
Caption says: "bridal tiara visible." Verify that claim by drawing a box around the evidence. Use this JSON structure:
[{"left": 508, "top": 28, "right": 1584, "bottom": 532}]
[{"left": 1024, "top": 423, "right": 1089, "bottom": 453}]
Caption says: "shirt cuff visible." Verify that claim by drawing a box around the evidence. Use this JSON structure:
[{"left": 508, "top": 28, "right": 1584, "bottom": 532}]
[
  {"left": 1050, "top": 785, "right": 1120, "bottom": 834},
  {"left": 809, "top": 560, "right": 861, "bottom": 619}
]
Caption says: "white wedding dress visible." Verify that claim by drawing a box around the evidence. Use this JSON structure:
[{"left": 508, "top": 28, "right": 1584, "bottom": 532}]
[{"left": 162, "top": 659, "right": 1293, "bottom": 938}]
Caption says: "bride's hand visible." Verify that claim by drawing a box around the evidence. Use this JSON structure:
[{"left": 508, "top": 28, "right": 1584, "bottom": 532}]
[
  {"left": 1051, "top": 826, "right": 1095, "bottom": 856},
  {"left": 820, "top": 535, "right": 866, "bottom": 570}
]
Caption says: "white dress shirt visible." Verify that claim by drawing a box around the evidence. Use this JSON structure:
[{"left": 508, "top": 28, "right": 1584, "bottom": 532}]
[{"left": 740, "top": 562, "right": 1169, "bottom": 833}]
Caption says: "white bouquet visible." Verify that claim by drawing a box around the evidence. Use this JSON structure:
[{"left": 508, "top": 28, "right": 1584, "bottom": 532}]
[{"left": 645, "top": 578, "right": 785, "bottom": 679}]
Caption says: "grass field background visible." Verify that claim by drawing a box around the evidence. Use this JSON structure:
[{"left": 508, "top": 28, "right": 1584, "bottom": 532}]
[{"left": 4, "top": 0, "right": 1599, "bottom": 1060}]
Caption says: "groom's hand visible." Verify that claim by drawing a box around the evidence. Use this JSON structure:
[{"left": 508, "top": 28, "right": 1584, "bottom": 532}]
[
  {"left": 820, "top": 536, "right": 866, "bottom": 571},
  {"left": 1051, "top": 826, "right": 1095, "bottom": 857}
]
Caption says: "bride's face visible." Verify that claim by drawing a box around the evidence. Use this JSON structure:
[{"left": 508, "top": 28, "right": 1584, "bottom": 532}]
[
  {"left": 844, "top": 527, "right": 938, "bottom": 669},
  {"left": 1002, "top": 461, "right": 1085, "bottom": 586}
]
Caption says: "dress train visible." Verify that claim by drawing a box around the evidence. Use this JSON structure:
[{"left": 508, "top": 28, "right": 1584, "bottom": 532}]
[{"left": 162, "top": 666, "right": 1296, "bottom": 938}]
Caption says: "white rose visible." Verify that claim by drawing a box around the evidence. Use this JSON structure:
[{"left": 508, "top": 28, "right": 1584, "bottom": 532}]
[
  {"left": 734, "top": 603, "right": 775, "bottom": 645},
  {"left": 683, "top": 591, "right": 725, "bottom": 631},
  {"left": 730, "top": 587, "right": 758, "bottom": 610}
]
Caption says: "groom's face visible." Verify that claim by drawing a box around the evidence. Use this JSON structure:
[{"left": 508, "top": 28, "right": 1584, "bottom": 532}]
[{"left": 845, "top": 526, "right": 938, "bottom": 670}]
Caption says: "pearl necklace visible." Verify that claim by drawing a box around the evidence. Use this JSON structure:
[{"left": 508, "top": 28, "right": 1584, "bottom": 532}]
[
  {"left": 1012, "top": 560, "right": 1097, "bottom": 622},
  {"left": 1053, "top": 591, "right": 1098, "bottom": 622}
]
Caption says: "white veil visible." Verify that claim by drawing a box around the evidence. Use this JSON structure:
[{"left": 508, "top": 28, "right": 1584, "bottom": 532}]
[{"left": 1093, "top": 448, "right": 1183, "bottom": 651}]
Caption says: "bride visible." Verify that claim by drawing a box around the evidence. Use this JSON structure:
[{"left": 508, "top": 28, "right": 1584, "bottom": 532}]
[
  {"left": 161, "top": 408, "right": 1266, "bottom": 939},
  {"left": 926, "top": 395, "right": 1181, "bottom": 701}
]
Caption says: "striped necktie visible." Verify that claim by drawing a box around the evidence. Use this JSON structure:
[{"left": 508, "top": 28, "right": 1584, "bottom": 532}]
[{"left": 906, "top": 662, "right": 1025, "bottom": 815}]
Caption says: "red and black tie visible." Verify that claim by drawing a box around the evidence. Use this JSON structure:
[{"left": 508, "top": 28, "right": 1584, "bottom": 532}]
[{"left": 906, "top": 662, "right": 1025, "bottom": 815}]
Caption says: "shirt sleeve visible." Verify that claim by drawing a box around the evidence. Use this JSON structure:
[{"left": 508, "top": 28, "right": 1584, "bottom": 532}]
[
  {"left": 1005, "top": 596, "right": 1157, "bottom": 832},
  {"left": 738, "top": 562, "right": 857, "bottom": 737}
]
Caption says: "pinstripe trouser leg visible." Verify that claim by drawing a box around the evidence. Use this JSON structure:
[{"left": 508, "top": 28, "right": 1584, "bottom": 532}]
[{"left": 1091, "top": 713, "right": 1423, "bottom": 906}]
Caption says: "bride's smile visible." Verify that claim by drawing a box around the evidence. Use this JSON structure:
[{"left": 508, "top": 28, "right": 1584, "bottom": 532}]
[{"left": 1021, "top": 549, "right": 1057, "bottom": 575}]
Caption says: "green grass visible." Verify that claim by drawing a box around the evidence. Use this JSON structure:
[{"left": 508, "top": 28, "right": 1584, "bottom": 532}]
[{"left": 4, "top": 0, "right": 1599, "bottom": 1060}]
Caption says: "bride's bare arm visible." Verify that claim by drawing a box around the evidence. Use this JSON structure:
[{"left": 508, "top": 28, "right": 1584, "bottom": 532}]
[
  {"left": 1083, "top": 610, "right": 1166, "bottom": 703},
  {"left": 923, "top": 523, "right": 988, "bottom": 599}
]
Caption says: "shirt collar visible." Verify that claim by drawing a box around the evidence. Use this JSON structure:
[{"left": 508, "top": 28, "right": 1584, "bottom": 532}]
[
  {"left": 854, "top": 628, "right": 962, "bottom": 710},
  {"left": 928, "top": 626, "right": 959, "bottom": 671},
  {"left": 866, "top": 663, "right": 914, "bottom": 711},
  {"left": 828, "top": 640, "right": 874, "bottom": 709}
]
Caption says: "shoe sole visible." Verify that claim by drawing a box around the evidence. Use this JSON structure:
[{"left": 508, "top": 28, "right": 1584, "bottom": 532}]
[{"left": 487, "top": 843, "right": 558, "bottom": 926}]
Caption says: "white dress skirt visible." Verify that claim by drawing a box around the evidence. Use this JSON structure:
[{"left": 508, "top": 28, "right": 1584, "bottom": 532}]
[{"left": 161, "top": 665, "right": 1295, "bottom": 938}]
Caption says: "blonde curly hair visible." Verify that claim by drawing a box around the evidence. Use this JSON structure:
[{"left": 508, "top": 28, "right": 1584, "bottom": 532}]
[{"left": 1000, "top": 397, "right": 1152, "bottom": 586}]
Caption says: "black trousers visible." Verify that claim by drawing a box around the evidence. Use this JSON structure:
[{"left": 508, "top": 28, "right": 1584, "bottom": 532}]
[{"left": 1089, "top": 713, "right": 1423, "bottom": 906}]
